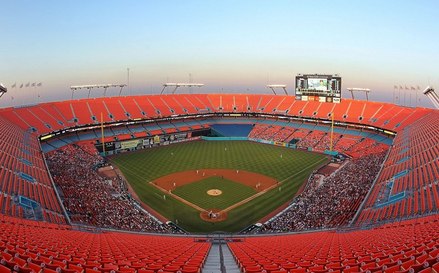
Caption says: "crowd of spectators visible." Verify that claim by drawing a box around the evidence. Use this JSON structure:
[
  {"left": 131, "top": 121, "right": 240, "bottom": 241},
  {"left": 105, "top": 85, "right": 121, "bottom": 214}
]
[
  {"left": 258, "top": 151, "right": 387, "bottom": 233},
  {"left": 248, "top": 125, "right": 388, "bottom": 158},
  {"left": 248, "top": 124, "right": 277, "bottom": 140},
  {"left": 46, "top": 143, "right": 178, "bottom": 233},
  {"left": 249, "top": 124, "right": 297, "bottom": 142},
  {"left": 295, "top": 130, "right": 326, "bottom": 150}
]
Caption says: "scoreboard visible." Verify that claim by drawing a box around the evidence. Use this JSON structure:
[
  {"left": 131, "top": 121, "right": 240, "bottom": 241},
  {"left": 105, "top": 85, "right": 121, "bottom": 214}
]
[{"left": 295, "top": 74, "right": 342, "bottom": 103}]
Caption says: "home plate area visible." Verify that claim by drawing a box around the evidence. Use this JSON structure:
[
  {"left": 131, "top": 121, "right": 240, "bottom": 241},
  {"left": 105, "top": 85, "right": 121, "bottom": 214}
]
[{"left": 200, "top": 209, "right": 227, "bottom": 222}]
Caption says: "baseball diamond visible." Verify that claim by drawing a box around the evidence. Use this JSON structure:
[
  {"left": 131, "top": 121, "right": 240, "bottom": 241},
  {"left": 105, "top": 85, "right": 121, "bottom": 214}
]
[{"left": 110, "top": 140, "right": 329, "bottom": 232}]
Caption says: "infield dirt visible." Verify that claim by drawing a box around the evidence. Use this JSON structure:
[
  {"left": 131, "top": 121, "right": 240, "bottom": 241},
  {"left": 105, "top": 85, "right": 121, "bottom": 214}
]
[{"left": 151, "top": 169, "right": 278, "bottom": 192}]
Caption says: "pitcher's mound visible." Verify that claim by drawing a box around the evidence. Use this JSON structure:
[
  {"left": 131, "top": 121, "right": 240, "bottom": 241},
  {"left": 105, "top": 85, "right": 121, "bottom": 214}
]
[
  {"left": 200, "top": 209, "right": 227, "bottom": 222},
  {"left": 207, "top": 189, "right": 223, "bottom": 196}
]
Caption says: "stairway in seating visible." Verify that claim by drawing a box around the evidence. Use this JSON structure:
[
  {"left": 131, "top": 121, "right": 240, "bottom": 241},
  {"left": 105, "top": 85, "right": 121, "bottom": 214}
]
[
  {"left": 202, "top": 239, "right": 240, "bottom": 273},
  {"left": 222, "top": 243, "right": 241, "bottom": 273}
]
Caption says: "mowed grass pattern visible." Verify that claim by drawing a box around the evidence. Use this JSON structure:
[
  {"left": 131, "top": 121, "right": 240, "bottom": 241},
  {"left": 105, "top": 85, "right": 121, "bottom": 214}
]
[
  {"left": 172, "top": 176, "right": 257, "bottom": 210},
  {"left": 110, "top": 140, "right": 329, "bottom": 233}
]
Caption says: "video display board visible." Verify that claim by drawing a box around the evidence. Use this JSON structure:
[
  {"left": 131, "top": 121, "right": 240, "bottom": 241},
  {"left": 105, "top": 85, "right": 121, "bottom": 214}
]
[{"left": 295, "top": 74, "right": 342, "bottom": 103}]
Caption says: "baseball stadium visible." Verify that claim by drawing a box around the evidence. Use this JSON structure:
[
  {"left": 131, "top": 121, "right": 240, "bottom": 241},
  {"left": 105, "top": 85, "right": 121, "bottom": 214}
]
[
  {"left": 0, "top": 89, "right": 438, "bottom": 272},
  {"left": 1, "top": 2, "right": 439, "bottom": 273}
]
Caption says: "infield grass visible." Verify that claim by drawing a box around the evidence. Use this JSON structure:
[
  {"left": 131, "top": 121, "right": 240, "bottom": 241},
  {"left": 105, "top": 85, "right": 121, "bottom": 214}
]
[
  {"left": 110, "top": 140, "right": 329, "bottom": 233},
  {"left": 172, "top": 176, "right": 257, "bottom": 210}
]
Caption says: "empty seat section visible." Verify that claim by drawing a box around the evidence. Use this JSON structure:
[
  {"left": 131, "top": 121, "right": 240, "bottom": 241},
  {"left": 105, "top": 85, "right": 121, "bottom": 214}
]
[
  {"left": 253, "top": 95, "right": 274, "bottom": 112},
  {"left": 363, "top": 102, "right": 384, "bottom": 123},
  {"left": 190, "top": 94, "right": 214, "bottom": 111},
  {"left": 52, "top": 101, "right": 76, "bottom": 124},
  {"left": 104, "top": 97, "right": 130, "bottom": 121},
  {"left": 286, "top": 99, "right": 306, "bottom": 116},
  {"left": 39, "top": 103, "right": 70, "bottom": 126},
  {"left": 0, "top": 117, "right": 65, "bottom": 223},
  {"left": 134, "top": 96, "right": 162, "bottom": 117},
  {"left": 233, "top": 94, "right": 249, "bottom": 112},
  {"left": 148, "top": 95, "right": 174, "bottom": 116},
  {"left": 372, "top": 104, "right": 397, "bottom": 126},
  {"left": 229, "top": 214, "right": 439, "bottom": 273},
  {"left": 207, "top": 94, "right": 228, "bottom": 111},
  {"left": 246, "top": 94, "right": 264, "bottom": 112},
  {"left": 31, "top": 106, "right": 66, "bottom": 131},
  {"left": 344, "top": 100, "right": 366, "bottom": 123},
  {"left": 160, "top": 95, "right": 186, "bottom": 115},
  {"left": 119, "top": 97, "right": 147, "bottom": 119},
  {"left": 13, "top": 108, "right": 52, "bottom": 133},
  {"left": 275, "top": 96, "right": 296, "bottom": 113},
  {"left": 299, "top": 101, "right": 319, "bottom": 117},
  {"left": 261, "top": 96, "right": 287, "bottom": 114},
  {"left": 356, "top": 111, "right": 439, "bottom": 225},
  {"left": 313, "top": 101, "right": 335, "bottom": 119},
  {"left": 88, "top": 99, "right": 113, "bottom": 122},
  {"left": 332, "top": 101, "right": 350, "bottom": 121},
  {"left": 0, "top": 214, "right": 210, "bottom": 273},
  {"left": 174, "top": 95, "right": 199, "bottom": 114},
  {"left": 70, "top": 100, "right": 94, "bottom": 125}
]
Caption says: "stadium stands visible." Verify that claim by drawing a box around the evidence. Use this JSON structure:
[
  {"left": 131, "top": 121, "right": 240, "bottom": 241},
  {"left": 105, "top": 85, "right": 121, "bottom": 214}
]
[
  {"left": 260, "top": 151, "right": 387, "bottom": 232},
  {"left": 45, "top": 143, "right": 174, "bottom": 233},
  {"left": 0, "top": 208, "right": 438, "bottom": 273},
  {"left": 1, "top": 95, "right": 433, "bottom": 135},
  {"left": 356, "top": 110, "right": 439, "bottom": 225},
  {"left": 0, "top": 95, "right": 436, "bottom": 227},
  {"left": 229, "top": 214, "right": 439, "bottom": 273},
  {"left": 246, "top": 122, "right": 389, "bottom": 157},
  {"left": 0, "top": 214, "right": 210, "bottom": 273},
  {"left": 0, "top": 93, "right": 438, "bottom": 273},
  {"left": 0, "top": 116, "right": 65, "bottom": 224}
]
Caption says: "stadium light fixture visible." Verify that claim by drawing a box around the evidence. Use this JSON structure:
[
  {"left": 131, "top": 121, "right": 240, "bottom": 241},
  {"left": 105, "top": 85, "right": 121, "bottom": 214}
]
[
  {"left": 266, "top": 84, "right": 288, "bottom": 95},
  {"left": 423, "top": 86, "right": 439, "bottom": 109},
  {"left": 70, "top": 84, "right": 127, "bottom": 99},
  {"left": 0, "top": 83, "right": 7, "bottom": 98},
  {"left": 160, "top": 83, "right": 204, "bottom": 95},
  {"left": 347, "top": 88, "right": 371, "bottom": 101}
]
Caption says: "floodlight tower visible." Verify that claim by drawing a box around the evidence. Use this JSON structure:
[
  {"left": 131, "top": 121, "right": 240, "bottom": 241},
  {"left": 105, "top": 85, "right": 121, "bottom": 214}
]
[
  {"left": 160, "top": 83, "right": 204, "bottom": 94},
  {"left": 70, "top": 84, "right": 127, "bottom": 99},
  {"left": 266, "top": 84, "right": 288, "bottom": 95},
  {"left": 0, "top": 83, "right": 7, "bottom": 98},
  {"left": 347, "top": 88, "right": 371, "bottom": 101},
  {"left": 423, "top": 86, "right": 439, "bottom": 109}
]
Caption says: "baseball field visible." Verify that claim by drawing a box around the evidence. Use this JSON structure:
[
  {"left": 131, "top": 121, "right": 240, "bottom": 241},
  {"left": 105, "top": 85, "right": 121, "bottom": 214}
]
[{"left": 110, "top": 140, "right": 329, "bottom": 233}]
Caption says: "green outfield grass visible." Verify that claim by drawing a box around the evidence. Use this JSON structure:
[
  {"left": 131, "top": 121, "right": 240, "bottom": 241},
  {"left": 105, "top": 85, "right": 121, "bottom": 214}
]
[
  {"left": 172, "top": 176, "right": 257, "bottom": 210},
  {"left": 110, "top": 140, "right": 329, "bottom": 233}
]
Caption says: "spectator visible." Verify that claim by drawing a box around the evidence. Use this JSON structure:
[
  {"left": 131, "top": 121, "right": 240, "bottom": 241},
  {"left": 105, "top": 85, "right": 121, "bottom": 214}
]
[
  {"left": 258, "top": 151, "right": 386, "bottom": 233},
  {"left": 47, "top": 143, "right": 180, "bottom": 233}
]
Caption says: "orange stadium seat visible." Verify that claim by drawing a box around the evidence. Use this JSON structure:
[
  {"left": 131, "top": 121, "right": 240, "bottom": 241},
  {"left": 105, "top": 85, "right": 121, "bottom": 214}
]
[{"left": 356, "top": 110, "right": 439, "bottom": 225}]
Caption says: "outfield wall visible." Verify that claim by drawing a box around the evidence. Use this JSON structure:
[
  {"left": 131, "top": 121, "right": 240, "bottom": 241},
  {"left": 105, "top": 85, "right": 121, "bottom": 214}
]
[
  {"left": 201, "top": 136, "right": 295, "bottom": 149},
  {"left": 248, "top": 138, "right": 293, "bottom": 148},
  {"left": 201, "top": 136, "right": 248, "bottom": 141}
]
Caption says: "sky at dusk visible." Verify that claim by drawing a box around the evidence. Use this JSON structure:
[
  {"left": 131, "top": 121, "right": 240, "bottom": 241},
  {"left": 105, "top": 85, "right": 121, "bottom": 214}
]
[{"left": 1, "top": 0, "right": 439, "bottom": 107}]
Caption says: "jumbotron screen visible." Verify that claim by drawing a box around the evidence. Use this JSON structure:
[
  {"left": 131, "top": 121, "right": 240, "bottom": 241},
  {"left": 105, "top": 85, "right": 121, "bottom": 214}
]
[{"left": 295, "top": 74, "right": 342, "bottom": 103}]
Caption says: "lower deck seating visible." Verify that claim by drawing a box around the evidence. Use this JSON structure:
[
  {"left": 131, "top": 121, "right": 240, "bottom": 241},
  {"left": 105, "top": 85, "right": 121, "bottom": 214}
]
[
  {"left": 260, "top": 151, "right": 386, "bottom": 232},
  {"left": 0, "top": 214, "right": 210, "bottom": 273},
  {"left": 46, "top": 144, "right": 174, "bottom": 233},
  {"left": 247, "top": 122, "right": 389, "bottom": 158},
  {"left": 230, "top": 214, "right": 439, "bottom": 273}
]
